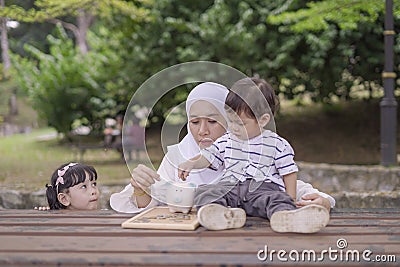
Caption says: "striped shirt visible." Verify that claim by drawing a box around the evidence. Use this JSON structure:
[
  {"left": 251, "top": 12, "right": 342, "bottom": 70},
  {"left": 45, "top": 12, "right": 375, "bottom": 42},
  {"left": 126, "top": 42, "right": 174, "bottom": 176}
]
[{"left": 201, "top": 130, "right": 298, "bottom": 191}]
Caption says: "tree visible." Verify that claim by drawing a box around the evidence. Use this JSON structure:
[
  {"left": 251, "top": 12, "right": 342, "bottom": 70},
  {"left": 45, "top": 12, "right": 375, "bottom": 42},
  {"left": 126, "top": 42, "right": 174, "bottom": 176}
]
[
  {"left": 54, "top": 0, "right": 397, "bottom": 114},
  {"left": 266, "top": 0, "right": 399, "bottom": 102},
  {"left": 0, "top": 0, "right": 11, "bottom": 74},
  {"left": 4, "top": 0, "right": 152, "bottom": 135},
  {"left": 0, "top": 0, "right": 152, "bottom": 54},
  {"left": 114, "top": 0, "right": 396, "bottom": 104},
  {"left": 8, "top": 0, "right": 400, "bottom": 132},
  {"left": 12, "top": 24, "right": 122, "bottom": 135}
]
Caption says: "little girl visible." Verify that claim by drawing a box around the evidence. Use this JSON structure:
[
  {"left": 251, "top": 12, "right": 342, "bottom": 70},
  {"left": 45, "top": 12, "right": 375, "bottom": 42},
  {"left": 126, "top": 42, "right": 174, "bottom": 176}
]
[{"left": 45, "top": 162, "right": 100, "bottom": 210}]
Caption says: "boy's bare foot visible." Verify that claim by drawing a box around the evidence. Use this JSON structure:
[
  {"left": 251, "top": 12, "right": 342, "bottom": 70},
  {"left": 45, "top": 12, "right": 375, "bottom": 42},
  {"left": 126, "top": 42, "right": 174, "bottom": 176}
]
[
  {"left": 270, "top": 204, "right": 329, "bottom": 233},
  {"left": 197, "top": 203, "right": 246, "bottom": 230}
]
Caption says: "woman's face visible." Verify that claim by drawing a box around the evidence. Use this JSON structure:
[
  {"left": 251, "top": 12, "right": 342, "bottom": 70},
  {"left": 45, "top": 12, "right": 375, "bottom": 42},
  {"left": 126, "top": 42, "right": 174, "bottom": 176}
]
[{"left": 188, "top": 100, "right": 227, "bottom": 149}]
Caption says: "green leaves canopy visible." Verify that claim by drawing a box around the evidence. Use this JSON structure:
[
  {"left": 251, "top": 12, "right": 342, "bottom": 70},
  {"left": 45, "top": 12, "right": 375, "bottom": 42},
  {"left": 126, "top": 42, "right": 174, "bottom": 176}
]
[
  {"left": 267, "top": 0, "right": 386, "bottom": 32},
  {"left": 5, "top": 0, "right": 400, "bottom": 133},
  {"left": 0, "top": 0, "right": 152, "bottom": 22}
]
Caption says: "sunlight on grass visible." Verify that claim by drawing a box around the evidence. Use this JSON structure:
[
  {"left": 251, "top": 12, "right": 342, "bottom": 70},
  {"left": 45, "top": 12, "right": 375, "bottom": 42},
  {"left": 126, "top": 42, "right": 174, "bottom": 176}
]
[{"left": 0, "top": 128, "right": 133, "bottom": 191}]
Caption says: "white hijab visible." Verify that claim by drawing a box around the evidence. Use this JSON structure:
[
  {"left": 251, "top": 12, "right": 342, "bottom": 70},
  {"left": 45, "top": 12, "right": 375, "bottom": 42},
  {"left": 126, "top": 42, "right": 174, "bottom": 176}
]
[{"left": 163, "top": 82, "right": 229, "bottom": 185}]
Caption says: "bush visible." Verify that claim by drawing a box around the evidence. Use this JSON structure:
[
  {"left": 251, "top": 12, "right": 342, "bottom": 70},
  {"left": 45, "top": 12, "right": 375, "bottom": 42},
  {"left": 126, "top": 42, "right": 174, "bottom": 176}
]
[{"left": 12, "top": 24, "right": 120, "bottom": 136}]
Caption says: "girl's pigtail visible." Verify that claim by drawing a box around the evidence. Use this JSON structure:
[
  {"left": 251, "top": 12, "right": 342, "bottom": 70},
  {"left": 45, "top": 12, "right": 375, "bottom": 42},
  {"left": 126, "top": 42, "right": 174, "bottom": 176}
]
[
  {"left": 45, "top": 184, "right": 64, "bottom": 210},
  {"left": 46, "top": 162, "right": 80, "bottom": 210}
]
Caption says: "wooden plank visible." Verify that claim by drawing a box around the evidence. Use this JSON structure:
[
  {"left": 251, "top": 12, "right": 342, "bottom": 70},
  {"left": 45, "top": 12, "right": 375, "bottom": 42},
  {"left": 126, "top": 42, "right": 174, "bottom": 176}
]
[
  {"left": 1, "top": 252, "right": 398, "bottom": 267},
  {"left": 0, "top": 217, "right": 126, "bottom": 226},
  {"left": 1, "top": 212, "right": 399, "bottom": 234},
  {"left": 0, "top": 224, "right": 397, "bottom": 237},
  {"left": 1, "top": 217, "right": 400, "bottom": 236},
  {"left": 0, "top": 231, "right": 399, "bottom": 247},
  {"left": 13, "top": 209, "right": 334, "bottom": 222},
  {"left": 0, "top": 213, "right": 131, "bottom": 219},
  {"left": 1, "top": 224, "right": 399, "bottom": 236},
  {"left": 330, "top": 213, "right": 400, "bottom": 218},
  {"left": 1, "top": 235, "right": 399, "bottom": 254},
  {"left": 0, "top": 252, "right": 290, "bottom": 267},
  {"left": 331, "top": 208, "right": 400, "bottom": 215},
  {"left": 0, "top": 209, "right": 125, "bottom": 216},
  {"left": 330, "top": 214, "right": 400, "bottom": 220},
  {"left": 1, "top": 213, "right": 399, "bottom": 229},
  {"left": 1, "top": 209, "right": 399, "bottom": 222},
  {"left": 4, "top": 208, "right": 400, "bottom": 216},
  {"left": 2, "top": 208, "right": 399, "bottom": 218},
  {"left": 327, "top": 219, "right": 400, "bottom": 226}
]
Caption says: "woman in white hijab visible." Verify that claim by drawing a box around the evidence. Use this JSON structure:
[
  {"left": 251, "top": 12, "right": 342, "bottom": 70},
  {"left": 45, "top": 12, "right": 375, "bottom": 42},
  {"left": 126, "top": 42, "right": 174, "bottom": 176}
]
[{"left": 110, "top": 82, "right": 335, "bottom": 213}]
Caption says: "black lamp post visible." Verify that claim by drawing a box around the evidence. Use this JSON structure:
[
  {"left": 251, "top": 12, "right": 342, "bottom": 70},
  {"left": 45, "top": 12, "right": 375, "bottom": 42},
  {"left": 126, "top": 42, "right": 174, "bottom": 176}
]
[{"left": 380, "top": 0, "right": 398, "bottom": 166}]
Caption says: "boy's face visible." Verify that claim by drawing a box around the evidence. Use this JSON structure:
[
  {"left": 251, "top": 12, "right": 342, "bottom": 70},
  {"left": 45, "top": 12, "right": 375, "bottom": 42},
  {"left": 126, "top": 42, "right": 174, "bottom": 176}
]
[
  {"left": 66, "top": 175, "right": 100, "bottom": 210},
  {"left": 227, "top": 111, "right": 268, "bottom": 140}
]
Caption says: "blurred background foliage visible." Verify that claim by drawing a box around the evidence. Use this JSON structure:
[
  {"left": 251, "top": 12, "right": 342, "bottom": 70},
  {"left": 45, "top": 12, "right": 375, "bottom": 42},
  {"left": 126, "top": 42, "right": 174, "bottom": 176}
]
[{"left": 0, "top": 0, "right": 399, "bottom": 136}]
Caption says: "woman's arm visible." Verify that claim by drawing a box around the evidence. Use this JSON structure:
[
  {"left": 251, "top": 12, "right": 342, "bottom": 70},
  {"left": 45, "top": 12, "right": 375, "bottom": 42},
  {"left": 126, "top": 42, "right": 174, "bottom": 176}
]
[
  {"left": 129, "top": 164, "right": 161, "bottom": 208},
  {"left": 296, "top": 193, "right": 332, "bottom": 211},
  {"left": 109, "top": 161, "right": 166, "bottom": 213},
  {"left": 130, "top": 177, "right": 152, "bottom": 208},
  {"left": 109, "top": 183, "right": 157, "bottom": 213}
]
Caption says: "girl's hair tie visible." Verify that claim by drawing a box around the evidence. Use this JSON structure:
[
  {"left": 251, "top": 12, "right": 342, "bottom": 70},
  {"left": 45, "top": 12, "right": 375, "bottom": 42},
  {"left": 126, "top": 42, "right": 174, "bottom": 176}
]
[{"left": 56, "top": 163, "right": 78, "bottom": 193}]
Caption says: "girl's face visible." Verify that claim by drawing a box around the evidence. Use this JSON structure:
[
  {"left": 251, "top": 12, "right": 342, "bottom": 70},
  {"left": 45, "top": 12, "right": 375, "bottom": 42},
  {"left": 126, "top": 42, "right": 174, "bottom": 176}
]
[
  {"left": 66, "top": 175, "right": 99, "bottom": 210},
  {"left": 188, "top": 100, "right": 227, "bottom": 149}
]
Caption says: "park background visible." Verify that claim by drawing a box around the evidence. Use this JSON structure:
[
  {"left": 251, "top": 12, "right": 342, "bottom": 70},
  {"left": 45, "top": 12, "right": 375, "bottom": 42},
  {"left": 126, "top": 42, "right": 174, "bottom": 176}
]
[{"left": 0, "top": 0, "right": 399, "bottom": 208}]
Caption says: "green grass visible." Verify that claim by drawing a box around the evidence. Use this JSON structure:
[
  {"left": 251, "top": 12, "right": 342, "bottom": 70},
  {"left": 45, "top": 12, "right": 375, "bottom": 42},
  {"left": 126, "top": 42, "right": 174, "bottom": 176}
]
[
  {"left": 0, "top": 79, "right": 163, "bottom": 192},
  {"left": 0, "top": 128, "right": 134, "bottom": 191}
]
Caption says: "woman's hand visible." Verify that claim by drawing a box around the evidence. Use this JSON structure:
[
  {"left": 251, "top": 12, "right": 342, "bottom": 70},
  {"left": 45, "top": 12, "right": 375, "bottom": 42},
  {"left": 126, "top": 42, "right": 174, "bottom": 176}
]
[
  {"left": 296, "top": 193, "right": 331, "bottom": 212},
  {"left": 130, "top": 164, "right": 160, "bottom": 192}
]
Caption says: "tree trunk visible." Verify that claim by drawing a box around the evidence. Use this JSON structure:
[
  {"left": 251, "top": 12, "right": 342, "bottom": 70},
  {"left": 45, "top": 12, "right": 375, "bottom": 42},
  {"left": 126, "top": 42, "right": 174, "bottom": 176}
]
[
  {"left": 76, "top": 9, "right": 94, "bottom": 54},
  {"left": 9, "top": 91, "right": 18, "bottom": 115},
  {"left": 48, "top": 9, "right": 94, "bottom": 55},
  {"left": 0, "top": 0, "right": 11, "bottom": 74}
]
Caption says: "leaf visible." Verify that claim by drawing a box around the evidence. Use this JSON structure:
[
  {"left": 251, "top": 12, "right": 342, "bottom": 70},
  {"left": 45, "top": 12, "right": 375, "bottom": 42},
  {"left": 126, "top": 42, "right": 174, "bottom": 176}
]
[{"left": 267, "top": 0, "right": 387, "bottom": 32}]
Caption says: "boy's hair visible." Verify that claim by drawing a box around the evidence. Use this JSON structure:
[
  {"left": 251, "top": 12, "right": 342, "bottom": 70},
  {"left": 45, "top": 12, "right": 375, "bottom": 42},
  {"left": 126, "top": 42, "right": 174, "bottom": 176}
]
[
  {"left": 45, "top": 163, "right": 97, "bottom": 210},
  {"left": 225, "top": 77, "right": 279, "bottom": 119}
]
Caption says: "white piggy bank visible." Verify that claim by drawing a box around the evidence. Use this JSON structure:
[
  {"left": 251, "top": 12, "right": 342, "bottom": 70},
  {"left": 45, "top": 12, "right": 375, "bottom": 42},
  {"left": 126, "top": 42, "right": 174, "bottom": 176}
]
[{"left": 165, "top": 181, "right": 197, "bottom": 214}]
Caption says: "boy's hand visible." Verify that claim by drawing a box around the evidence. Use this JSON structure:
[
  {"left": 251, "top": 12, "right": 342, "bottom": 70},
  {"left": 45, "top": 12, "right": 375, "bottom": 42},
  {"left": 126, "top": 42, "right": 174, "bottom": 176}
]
[{"left": 178, "top": 161, "right": 194, "bottom": 181}]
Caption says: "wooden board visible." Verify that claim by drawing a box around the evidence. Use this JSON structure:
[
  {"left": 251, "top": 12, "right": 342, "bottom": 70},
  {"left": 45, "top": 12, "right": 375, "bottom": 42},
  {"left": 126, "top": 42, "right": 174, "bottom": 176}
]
[{"left": 121, "top": 207, "right": 199, "bottom": 231}]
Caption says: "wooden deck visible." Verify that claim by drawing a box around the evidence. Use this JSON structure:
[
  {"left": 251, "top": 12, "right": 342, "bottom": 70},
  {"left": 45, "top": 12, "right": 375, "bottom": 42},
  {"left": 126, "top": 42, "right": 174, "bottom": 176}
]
[{"left": 0, "top": 208, "right": 399, "bottom": 266}]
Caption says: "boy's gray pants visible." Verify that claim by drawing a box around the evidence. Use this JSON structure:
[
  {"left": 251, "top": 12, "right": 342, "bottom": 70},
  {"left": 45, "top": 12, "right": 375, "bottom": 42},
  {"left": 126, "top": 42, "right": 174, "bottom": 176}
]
[{"left": 194, "top": 180, "right": 296, "bottom": 220}]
